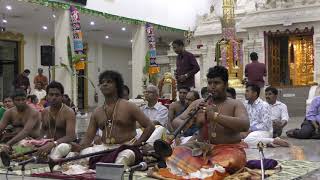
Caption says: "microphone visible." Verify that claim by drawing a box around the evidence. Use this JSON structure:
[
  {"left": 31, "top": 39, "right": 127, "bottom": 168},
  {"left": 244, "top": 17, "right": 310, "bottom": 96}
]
[
  {"left": 125, "top": 162, "right": 148, "bottom": 172},
  {"left": 11, "top": 156, "right": 38, "bottom": 168}
]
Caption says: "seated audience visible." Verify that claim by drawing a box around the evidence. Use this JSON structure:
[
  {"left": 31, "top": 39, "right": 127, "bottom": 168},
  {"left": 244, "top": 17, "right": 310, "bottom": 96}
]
[
  {"left": 123, "top": 85, "right": 130, "bottom": 100},
  {"left": 182, "top": 90, "right": 200, "bottom": 137},
  {"left": 30, "top": 82, "right": 47, "bottom": 102},
  {"left": 200, "top": 86, "right": 208, "bottom": 99},
  {"left": 0, "top": 96, "right": 14, "bottom": 120},
  {"left": 141, "top": 85, "right": 168, "bottom": 127},
  {"left": 287, "top": 96, "right": 320, "bottom": 139},
  {"left": 265, "top": 86, "right": 289, "bottom": 138},
  {"left": 226, "top": 87, "right": 236, "bottom": 99},
  {"left": 168, "top": 86, "right": 190, "bottom": 131},
  {"left": 242, "top": 84, "right": 289, "bottom": 147},
  {"left": 62, "top": 94, "right": 77, "bottom": 113},
  {"left": 27, "top": 94, "right": 43, "bottom": 112}
]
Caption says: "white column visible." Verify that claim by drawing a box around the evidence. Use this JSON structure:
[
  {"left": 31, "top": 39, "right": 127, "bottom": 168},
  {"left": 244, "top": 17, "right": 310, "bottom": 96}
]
[
  {"left": 54, "top": 9, "right": 75, "bottom": 100},
  {"left": 313, "top": 34, "right": 320, "bottom": 83},
  {"left": 131, "top": 25, "right": 148, "bottom": 98}
]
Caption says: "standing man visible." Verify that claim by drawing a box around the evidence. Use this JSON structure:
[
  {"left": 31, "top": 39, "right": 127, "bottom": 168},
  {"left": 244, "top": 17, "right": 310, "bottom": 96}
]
[
  {"left": 265, "top": 86, "right": 289, "bottom": 138},
  {"left": 168, "top": 86, "right": 190, "bottom": 131},
  {"left": 243, "top": 84, "right": 289, "bottom": 147},
  {"left": 34, "top": 68, "right": 48, "bottom": 89},
  {"left": 172, "top": 39, "right": 200, "bottom": 89},
  {"left": 13, "top": 69, "right": 31, "bottom": 93},
  {"left": 245, "top": 52, "right": 266, "bottom": 99}
]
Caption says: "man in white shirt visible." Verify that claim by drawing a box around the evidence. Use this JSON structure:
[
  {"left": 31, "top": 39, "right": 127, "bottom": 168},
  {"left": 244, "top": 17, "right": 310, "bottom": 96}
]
[
  {"left": 242, "top": 84, "right": 289, "bottom": 147},
  {"left": 31, "top": 82, "right": 47, "bottom": 102},
  {"left": 265, "top": 86, "right": 289, "bottom": 138},
  {"left": 141, "top": 85, "right": 168, "bottom": 127}
]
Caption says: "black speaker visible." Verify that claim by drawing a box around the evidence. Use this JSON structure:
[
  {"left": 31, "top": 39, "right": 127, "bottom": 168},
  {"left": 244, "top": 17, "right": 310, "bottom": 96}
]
[{"left": 41, "top": 45, "right": 55, "bottom": 66}]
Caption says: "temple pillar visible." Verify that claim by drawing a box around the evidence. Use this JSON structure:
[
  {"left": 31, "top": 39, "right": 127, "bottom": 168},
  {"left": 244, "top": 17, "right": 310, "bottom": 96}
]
[
  {"left": 54, "top": 9, "right": 76, "bottom": 102},
  {"left": 131, "top": 25, "right": 148, "bottom": 98}
]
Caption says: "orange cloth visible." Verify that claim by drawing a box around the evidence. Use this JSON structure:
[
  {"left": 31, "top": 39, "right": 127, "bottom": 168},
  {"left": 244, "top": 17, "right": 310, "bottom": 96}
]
[
  {"left": 158, "top": 143, "right": 247, "bottom": 180},
  {"left": 34, "top": 75, "right": 48, "bottom": 87}
]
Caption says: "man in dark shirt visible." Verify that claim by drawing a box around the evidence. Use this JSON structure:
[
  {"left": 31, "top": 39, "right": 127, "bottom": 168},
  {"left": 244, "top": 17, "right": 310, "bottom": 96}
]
[
  {"left": 13, "top": 69, "right": 31, "bottom": 93},
  {"left": 172, "top": 39, "right": 200, "bottom": 89},
  {"left": 245, "top": 52, "right": 266, "bottom": 99}
]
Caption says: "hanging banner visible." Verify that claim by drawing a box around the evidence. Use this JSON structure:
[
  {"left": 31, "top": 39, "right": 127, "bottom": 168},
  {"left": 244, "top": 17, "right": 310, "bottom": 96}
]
[
  {"left": 70, "top": 5, "right": 85, "bottom": 70},
  {"left": 146, "top": 23, "right": 160, "bottom": 75}
]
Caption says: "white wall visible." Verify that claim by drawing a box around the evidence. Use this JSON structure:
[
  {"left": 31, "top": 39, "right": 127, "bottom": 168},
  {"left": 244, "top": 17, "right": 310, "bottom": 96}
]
[
  {"left": 84, "top": 0, "right": 211, "bottom": 30},
  {"left": 24, "top": 33, "right": 52, "bottom": 88},
  {"left": 86, "top": 42, "right": 132, "bottom": 108},
  {"left": 102, "top": 45, "right": 132, "bottom": 92}
]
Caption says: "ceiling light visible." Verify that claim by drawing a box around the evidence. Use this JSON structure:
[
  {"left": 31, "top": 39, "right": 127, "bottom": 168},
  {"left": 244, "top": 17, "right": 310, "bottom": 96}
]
[
  {"left": 90, "top": 21, "right": 95, "bottom": 26},
  {"left": 105, "top": 35, "right": 109, "bottom": 39},
  {"left": 121, "top": 27, "right": 126, "bottom": 31},
  {"left": 42, "top": 26, "right": 48, "bottom": 30},
  {"left": 52, "top": 14, "right": 56, "bottom": 18},
  {"left": 130, "top": 39, "right": 133, "bottom": 43},
  {"left": 2, "top": 19, "right": 7, "bottom": 23},
  {"left": 6, "top": 5, "right": 12, "bottom": 10}
]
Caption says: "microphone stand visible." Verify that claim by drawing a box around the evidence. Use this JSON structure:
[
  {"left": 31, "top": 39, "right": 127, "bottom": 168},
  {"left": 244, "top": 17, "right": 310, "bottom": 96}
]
[{"left": 257, "top": 142, "right": 265, "bottom": 180}]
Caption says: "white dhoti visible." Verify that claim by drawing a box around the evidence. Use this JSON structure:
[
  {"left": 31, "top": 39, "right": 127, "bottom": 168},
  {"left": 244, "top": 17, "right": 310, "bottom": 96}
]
[{"left": 243, "top": 131, "right": 273, "bottom": 148}]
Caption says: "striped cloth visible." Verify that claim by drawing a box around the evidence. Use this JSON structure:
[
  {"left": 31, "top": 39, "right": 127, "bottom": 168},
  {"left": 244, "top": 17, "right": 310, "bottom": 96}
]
[{"left": 166, "top": 142, "right": 247, "bottom": 175}]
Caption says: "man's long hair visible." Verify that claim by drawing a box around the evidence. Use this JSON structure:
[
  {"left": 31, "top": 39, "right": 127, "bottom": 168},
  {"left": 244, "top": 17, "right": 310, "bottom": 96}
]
[{"left": 99, "top": 70, "right": 124, "bottom": 98}]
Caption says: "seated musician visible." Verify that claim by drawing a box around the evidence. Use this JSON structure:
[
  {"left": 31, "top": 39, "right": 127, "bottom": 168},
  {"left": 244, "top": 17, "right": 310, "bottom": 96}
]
[
  {"left": 168, "top": 66, "right": 250, "bottom": 178},
  {"left": 36, "top": 81, "right": 76, "bottom": 158},
  {"left": 0, "top": 89, "right": 41, "bottom": 150},
  {"left": 74, "top": 70, "right": 155, "bottom": 168}
]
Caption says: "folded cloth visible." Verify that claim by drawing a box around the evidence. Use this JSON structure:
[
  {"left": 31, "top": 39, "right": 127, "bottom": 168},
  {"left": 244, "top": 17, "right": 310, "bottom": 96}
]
[
  {"left": 19, "top": 138, "right": 53, "bottom": 147},
  {"left": 88, "top": 144, "right": 143, "bottom": 169},
  {"left": 246, "top": 159, "right": 278, "bottom": 170},
  {"left": 165, "top": 142, "right": 247, "bottom": 175}
]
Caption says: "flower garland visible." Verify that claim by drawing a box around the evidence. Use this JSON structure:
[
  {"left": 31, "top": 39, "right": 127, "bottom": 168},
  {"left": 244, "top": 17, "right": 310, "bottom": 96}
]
[
  {"left": 145, "top": 23, "right": 160, "bottom": 75},
  {"left": 22, "top": 0, "right": 185, "bottom": 33}
]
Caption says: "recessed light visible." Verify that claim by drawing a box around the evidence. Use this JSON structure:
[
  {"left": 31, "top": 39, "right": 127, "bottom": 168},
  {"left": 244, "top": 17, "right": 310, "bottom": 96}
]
[
  {"left": 42, "top": 26, "right": 48, "bottom": 30},
  {"left": 121, "top": 27, "right": 126, "bottom": 31},
  {"left": 2, "top": 19, "right": 7, "bottom": 23},
  {"left": 52, "top": 14, "right": 56, "bottom": 18},
  {"left": 90, "top": 21, "right": 95, "bottom": 26},
  {"left": 105, "top": 35, "right": 109, "bottom": 39},
  {"left": 6, "top": 5, "right": 12, "bottom": 10},
  {"left": 130, "top": 39, "right": 133, "bottom": 43}
]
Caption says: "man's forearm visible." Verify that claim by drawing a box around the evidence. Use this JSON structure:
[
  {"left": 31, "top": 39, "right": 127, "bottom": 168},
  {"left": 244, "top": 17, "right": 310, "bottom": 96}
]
[
  {"left": 56, "top": 135, "right": 76, "bottom": 144},
  {"left": 135, "top": 125, "right": 155, "bottom": 145},
  {"left": 7, "top": 130, "right": 28, "bottom": 146}
]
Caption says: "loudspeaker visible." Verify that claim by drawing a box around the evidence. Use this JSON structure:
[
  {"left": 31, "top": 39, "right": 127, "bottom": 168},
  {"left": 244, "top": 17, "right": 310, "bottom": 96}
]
[{"left": 41, "top": 45, "right": 55, "bottom": 66}]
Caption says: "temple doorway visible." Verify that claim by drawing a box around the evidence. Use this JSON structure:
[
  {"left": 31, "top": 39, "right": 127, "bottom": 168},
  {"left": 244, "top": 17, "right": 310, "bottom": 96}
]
[{"left": 265, "top": 27, "right": 314, "bottom": 87}]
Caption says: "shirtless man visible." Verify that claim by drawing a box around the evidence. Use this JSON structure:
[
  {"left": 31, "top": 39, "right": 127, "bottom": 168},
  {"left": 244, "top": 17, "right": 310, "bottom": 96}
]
[
  {"left": 168, "top": 86, "right": 189, "bottom": 132},
  {"left": 0, "top": 89, "right": 41, "bottom": 149},
  {"left": 170, "top": 66, "right": 250, "bottom": 176},
  {"left": 76, "top": 70, "right": 154, "bottom": 165},
  {"left": 37, "top": 81, "right": 76, "bottom": 156}
]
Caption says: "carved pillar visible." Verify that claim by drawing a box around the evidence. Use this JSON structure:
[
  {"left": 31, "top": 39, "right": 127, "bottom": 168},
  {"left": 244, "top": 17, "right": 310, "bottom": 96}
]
[{"left": 314, "top": 35, "right": 320, "bottom": 83}]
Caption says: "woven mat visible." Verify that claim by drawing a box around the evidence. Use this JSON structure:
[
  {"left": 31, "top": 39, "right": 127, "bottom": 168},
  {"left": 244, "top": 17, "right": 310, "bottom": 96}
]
[{"left": 0, "top": 160, "right": 319, "bottom": 179}]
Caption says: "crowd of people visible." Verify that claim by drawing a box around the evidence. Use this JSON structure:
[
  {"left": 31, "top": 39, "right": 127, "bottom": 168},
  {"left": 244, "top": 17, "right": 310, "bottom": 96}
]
[{"left": 0, "top": 41, "right": 318, "bottom": 179}]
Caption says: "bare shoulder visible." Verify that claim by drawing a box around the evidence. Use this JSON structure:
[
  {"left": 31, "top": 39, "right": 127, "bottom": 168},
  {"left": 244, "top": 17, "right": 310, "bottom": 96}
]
[
  {"left": 169, "top": 102, "right": 178, "bottom": 109},
  {"left": 225, "top": 98, "right": 245, "bottom": 108},
  {"left": 63, "top": 105, "right": 76, "bottom": 115},
  {"left": 124, "top": 99, "right": 140, "bottom": 110}
]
